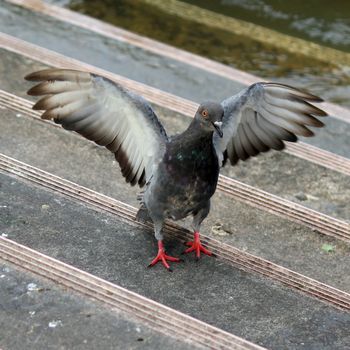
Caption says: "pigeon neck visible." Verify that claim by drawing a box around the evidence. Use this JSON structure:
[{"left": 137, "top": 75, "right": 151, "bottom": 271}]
[{"left": 185, "top": 118, "right": 214, "bottom": 141}]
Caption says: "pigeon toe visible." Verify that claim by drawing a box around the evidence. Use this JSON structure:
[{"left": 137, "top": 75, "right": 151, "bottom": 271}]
[
  {"left": 182, "top": 232, "right": 215, "bottom": 260},
  {"left": 148, "top": 241, "right": 182, "bottom": 271}
]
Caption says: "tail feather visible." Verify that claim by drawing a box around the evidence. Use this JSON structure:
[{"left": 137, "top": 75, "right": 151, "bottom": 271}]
[{"left": 135, "top": 205, "right": 152, "bottom": 223}]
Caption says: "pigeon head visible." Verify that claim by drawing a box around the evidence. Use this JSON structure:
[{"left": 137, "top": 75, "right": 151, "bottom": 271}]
[{"left": 195, "top": 102, "right": 224, "bottom": 137}]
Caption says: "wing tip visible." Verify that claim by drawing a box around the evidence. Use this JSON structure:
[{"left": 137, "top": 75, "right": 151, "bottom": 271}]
[
  {"left": 25, "top": 68, "right": 90, "bottom": 83},
  {"left": 263, "top": 82, "right": 325, "bottom": 103},
  {"left": 24, "top": 72, "right": 40, "bottom": 82},
  {"left": 27, "top": 85, "right": 43, "bottom": 96},
  {"left": 32, "top": 98, "right": 48, "bottom": 110},
  {"left": 25, "top": 69, "right": 54, "bottom": 81}
]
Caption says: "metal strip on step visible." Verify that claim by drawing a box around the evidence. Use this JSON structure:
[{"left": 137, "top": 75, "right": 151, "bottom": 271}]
[
  {"left": 285, "top": 143, "right": 350, "bottom": 176},
  {"left": 0, "top": 154, "right": 349, "bottom": 312},
  {"left": 6, "top": 0, "right": 350, "bottom": 124},
  {"left": 0, "top": 89, "right": 349, "bottom": 243},
  {"left": 0, "top": 33, "right": 349, "bottom": 177},
  {"left": 0, "top": 238, "right": 266, "bottom": 350}
]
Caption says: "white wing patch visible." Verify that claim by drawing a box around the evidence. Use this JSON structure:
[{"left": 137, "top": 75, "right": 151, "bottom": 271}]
[{"left": 26, "top": 69, "right": 168, "bottom": 186}]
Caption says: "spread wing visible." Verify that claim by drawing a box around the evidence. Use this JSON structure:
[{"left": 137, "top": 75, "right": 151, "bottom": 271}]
[
  {"left": 25, "top": 68, "right": 168, "bottom": 187},
  {"left": 213, "top": 82, "right": 327, "bottom": 166}
]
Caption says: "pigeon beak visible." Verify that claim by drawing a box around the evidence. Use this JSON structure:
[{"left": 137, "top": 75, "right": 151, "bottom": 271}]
[{"left": 212, "top": 121, "right": 223, "bottom": 138}]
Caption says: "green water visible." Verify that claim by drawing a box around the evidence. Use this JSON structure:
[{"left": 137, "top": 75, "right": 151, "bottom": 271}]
[
  {"left": 184, "top": 0, "right": 350, "bottom": 52},
  {"left": 58, "top": 0, "right": 350, "bottom": 107}
]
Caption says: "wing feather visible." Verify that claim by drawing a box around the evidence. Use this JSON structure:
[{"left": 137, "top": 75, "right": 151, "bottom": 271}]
[
  {"left": 33, "top": 91, "right": 90, "bottom": 110},
  {"left": 234, "top": 125, "right": 249, "bottom": 160},
  {"left": 214, "top": 82, "right": 326, "bottom": 165},
  {"left": 243, "top": 122, "right": 269, "bottom": 153},
  {"left": 261, "top": 100, "right": 324, "bottom": 127},
  {"left": 226, "top": 139, "right": 239, "bottom": 165},
  {"left": 239, "top": 124, "right": 259, "bottom": 157},
  {"left": 28, "top": 80, "right": 91, "bottom": 96},
  {"left": 242, "top": 109, "right": 270, "bottom": 152},
  {"left": 259, "top": 115, "right": 297, "bottom": 143},
  {"left": 26, "top": 68, "right": 168, "bottom": 186},
  {"left": 263, "top": 91, "right": 326, "bottom": 117}
]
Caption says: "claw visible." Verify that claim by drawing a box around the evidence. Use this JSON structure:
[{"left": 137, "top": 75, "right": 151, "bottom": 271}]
[
  {"left": 182, "top": 232, "right": 214, "bottom": 259},
  {"left": 148, "top": 240, "right": 181, "bottom": 271}
]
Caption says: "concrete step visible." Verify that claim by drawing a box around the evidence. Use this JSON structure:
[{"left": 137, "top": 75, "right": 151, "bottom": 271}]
[
  {"left": 1, "top": 171, "right": 350, "bottom": 350},
  {"left": 0, "top": 261, "right": 197, "bottom": 350},
  {"left": 6, "top": 0, "right": 350, "bottom": 111}
]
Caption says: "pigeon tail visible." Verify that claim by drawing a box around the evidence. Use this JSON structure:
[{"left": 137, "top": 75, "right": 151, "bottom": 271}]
[{"left": 135, "top": 204, "right": 152, "bottom": 223}]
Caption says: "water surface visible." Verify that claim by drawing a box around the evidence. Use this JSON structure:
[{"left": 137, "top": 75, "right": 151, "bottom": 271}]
[{"left": 48, "top": 0, "right": 350, "bottom": 107}]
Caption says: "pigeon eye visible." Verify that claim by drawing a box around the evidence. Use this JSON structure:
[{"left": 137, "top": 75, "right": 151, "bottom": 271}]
[{"left": 201, "top": 110, "right": 209, "bottom": 118}]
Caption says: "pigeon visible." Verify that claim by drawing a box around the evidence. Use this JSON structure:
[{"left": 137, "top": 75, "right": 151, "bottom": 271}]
[{"left": 25, "top": 69, "right": 327, "bottom": 271}]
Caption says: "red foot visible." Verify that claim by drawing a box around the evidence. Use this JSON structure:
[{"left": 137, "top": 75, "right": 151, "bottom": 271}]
[
  {"left": 148, "top": 241, "right": 181, "bottom": 271},
  {"left": 183, "top": 232, "right": 215, "bottom": 260}
]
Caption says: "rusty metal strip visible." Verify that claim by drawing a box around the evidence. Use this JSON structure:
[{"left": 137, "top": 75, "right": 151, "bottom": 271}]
[
  {"left": 0, "top": 90, "right": 349, "bottom": 243},
  {"left": 0, "top": 154, "right": 349, "bottom": 312},
  {"left": 1, "top": 33, "right": 349, "bottom": 180},
  {"left": 6, "top": 0, "right": 350, "bottom": 124},
  {"left": 0, "top": 238, "right": 266, "bottom": 350}
]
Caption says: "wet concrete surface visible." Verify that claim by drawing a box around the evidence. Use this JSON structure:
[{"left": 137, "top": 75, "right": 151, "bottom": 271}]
[
  {"left": 0, "top": 1, "right": 243, "bottom": 104},
  {"left": 1, "top": 173, "right": 350, "bottom": 350},
  {"left": 0, "top": 261, "right": 196, "bottom": 350},
  {"left": 180, "top": 0, "right": 350, "bottom": 52},
  {"left": 0, "top": 107, "right": 349, "bottom": 293},
  {"left": 56, "top": 0, "right": 350, "bottom": 108},
  {"left": 1, "top": 3, "right": 350, "bottom": 159}
]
